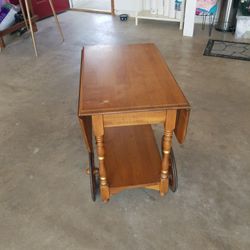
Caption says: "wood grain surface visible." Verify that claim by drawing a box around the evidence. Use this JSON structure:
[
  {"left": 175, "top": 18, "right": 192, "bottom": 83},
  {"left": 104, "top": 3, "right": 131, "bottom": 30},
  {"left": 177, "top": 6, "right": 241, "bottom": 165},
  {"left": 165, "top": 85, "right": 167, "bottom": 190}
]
[
  {"left": 78, "top": 43, "right": 191, "bottom": 201},
  {"left": 79, "top": 43, "right": 190, "bottom": 115},
  {"left": 104, "top": 125, "right": 162, "bottom": 189}
]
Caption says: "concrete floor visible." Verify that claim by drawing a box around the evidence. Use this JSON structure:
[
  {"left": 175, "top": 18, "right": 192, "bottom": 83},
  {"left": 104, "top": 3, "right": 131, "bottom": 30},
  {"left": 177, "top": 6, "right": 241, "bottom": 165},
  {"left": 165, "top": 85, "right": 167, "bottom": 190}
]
[{"left": 0, "top": 11, "right": 250, "bottom": 250}]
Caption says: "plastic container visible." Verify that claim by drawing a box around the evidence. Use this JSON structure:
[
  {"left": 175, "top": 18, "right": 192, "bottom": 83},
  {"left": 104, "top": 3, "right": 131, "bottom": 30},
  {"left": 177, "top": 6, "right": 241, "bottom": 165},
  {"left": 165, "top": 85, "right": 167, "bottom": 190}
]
[
  {"left": 169, "top": 0, "right": 176, "bottom": 18},
  {"left": 164, "top": 0, "right": 170, "bottom": 16},
  {"left": 144, "top": 0, "right": 151, "bottom": 10},
  {"left": 157, "top": 0, "right": 164, "bottom": 15},
  {"left": 151, "top": 0, "right": 157, "bottom": 14},
  {"left": 0, "top": 3, "right": 18, "bottom": 31}
]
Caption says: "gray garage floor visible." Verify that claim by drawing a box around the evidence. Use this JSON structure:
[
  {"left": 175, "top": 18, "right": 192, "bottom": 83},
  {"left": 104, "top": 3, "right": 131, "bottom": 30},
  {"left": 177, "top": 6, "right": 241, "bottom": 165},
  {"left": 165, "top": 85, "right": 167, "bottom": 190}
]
[{"left": 0, "top": 11, "right": 250, "bottom": 250}]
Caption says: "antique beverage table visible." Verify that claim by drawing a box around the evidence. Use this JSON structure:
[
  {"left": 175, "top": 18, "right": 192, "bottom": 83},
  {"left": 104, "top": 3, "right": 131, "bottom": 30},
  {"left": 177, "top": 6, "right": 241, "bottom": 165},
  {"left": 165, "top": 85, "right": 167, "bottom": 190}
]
[{"left": 78, "top": 43, "right": 190, "bottom": 202}]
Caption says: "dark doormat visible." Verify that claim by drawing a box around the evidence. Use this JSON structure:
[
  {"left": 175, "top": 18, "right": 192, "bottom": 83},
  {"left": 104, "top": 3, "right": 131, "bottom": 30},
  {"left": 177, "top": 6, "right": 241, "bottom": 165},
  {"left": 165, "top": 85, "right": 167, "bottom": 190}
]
[{"left": 204, "top": 39, "right": 250, "bottom": 61}]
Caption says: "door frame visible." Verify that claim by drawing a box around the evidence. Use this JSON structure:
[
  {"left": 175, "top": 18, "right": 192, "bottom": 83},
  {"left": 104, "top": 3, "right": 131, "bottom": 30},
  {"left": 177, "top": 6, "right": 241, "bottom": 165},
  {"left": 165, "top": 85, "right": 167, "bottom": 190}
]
[{"left": 70, "top": 0, "right": 115, "bottom": 15}]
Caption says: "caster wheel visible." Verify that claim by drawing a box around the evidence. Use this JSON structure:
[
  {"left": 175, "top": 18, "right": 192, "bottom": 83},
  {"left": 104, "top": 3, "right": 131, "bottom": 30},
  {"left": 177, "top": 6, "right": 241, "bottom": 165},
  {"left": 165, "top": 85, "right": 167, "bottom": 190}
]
[{"left": 169, "top": 148, "right": 178, "bottom": 192}]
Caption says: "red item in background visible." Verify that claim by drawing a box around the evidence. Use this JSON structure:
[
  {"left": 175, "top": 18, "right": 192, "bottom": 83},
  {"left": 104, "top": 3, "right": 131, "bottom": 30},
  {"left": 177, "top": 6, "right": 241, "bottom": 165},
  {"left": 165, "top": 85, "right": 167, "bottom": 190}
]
[
  {"left": 9, "top": 0, "right": 69, "bottom": 19},
  {"left": 9, "top": 0, "right": 19, "bottom": 4},
  {"left": 32, "top": 0, "right": 69, "bottom": 19}
]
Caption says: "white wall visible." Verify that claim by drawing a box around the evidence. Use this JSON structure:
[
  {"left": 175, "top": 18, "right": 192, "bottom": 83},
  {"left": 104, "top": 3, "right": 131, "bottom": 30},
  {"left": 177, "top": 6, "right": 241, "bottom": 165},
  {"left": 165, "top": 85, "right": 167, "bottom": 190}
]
[
  {"left": 115, "top": 0, "right": 196, "bottom": 37},
  {"left": 183, "top": 0, "right": 196, "bottom": 36},
  {"left": 115, "top": 0, "right": 142, "bottom": 16}
]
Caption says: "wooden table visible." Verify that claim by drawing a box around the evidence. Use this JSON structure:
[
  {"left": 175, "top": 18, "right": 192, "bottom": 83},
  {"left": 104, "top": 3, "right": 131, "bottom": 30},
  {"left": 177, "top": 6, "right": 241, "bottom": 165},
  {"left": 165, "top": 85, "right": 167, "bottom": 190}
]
[{"left": 78, "top": 43, "right": 190, "bottom": 202}]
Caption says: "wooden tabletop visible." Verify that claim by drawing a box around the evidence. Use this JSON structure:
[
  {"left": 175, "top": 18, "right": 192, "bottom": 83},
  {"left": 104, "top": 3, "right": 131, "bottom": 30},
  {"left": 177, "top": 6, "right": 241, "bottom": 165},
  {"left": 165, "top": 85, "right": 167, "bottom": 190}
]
[{"left": 79, "top": 43, "right": 190, "bottom": 116}]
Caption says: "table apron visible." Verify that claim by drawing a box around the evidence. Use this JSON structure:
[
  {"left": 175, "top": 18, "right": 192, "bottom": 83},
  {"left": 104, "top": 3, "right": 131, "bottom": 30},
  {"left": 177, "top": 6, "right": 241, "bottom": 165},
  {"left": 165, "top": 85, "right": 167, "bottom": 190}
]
[{"left": 103, "top": 111, "right": 167, "bottom": 127}]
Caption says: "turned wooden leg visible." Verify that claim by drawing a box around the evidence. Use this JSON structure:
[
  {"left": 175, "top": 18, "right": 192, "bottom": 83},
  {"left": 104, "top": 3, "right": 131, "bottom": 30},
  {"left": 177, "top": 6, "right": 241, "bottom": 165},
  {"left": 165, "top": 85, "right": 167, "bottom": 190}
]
[
  {"left": 96, "top": 135, "right": 109, "bottom": 202},
  {"left": 160, "top": 110, "right": 177, "bottom": 196},
  {"left": 92, "top": 115, "right": 110, "bottom": 202},
  {"left": 160, "top": 130, "right": 173, "bottom": 195}
]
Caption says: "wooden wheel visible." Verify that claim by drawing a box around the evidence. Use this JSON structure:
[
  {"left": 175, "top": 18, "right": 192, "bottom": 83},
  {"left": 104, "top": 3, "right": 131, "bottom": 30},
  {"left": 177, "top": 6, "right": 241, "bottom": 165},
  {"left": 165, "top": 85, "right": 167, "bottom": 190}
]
[
  {"left": 169, "top": 148, "right": 178, "bottom": 192},
  {"left": 88, "top": 152, "right": 98, "bottom": 201}
]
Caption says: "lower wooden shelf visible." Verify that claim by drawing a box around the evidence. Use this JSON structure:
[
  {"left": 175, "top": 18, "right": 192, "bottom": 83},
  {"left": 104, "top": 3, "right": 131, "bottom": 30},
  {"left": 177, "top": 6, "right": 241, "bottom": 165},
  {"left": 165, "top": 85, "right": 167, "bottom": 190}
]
[{"left": 104, "top": 125, "right": 162, "bottom": 194}]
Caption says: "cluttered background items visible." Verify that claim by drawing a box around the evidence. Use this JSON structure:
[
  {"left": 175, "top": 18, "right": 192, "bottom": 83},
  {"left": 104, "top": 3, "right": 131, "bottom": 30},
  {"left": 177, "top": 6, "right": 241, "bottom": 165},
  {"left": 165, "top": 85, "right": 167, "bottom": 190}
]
[{"left": 0, "top": 0, "right": 26, "bottom": 34}]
